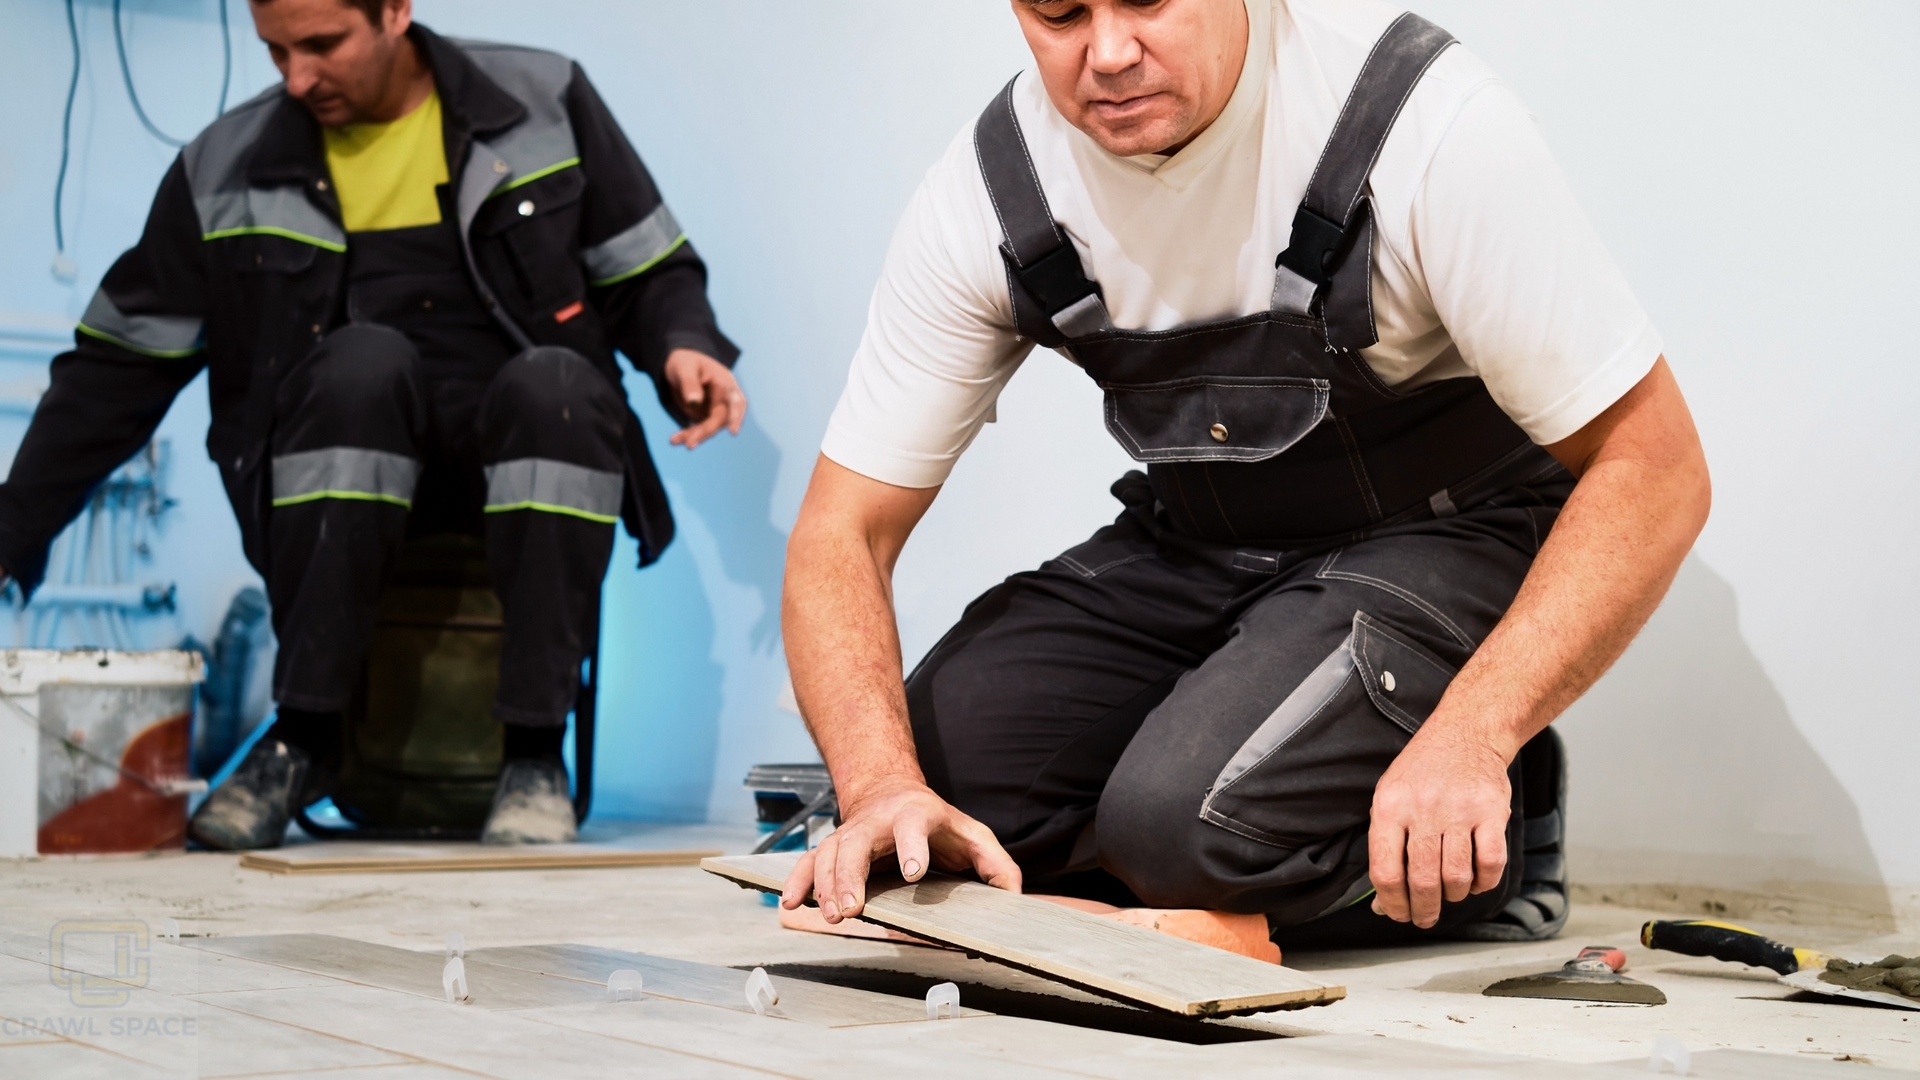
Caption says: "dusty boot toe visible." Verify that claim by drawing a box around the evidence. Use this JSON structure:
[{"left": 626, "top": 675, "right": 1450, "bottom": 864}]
[
  {"left": 187, "top": 739, "right": 310, "bottom": 851},
  {"left": 480, "top": 759, "right": 577, "bottom": 845}
]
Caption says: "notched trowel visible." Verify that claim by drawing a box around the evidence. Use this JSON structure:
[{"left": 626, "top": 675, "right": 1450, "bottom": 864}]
[{"left": 1483, "top": 946, "right": 1667, "bottom": 1005}]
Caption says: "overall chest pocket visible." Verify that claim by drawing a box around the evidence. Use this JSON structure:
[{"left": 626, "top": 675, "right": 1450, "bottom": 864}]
[{"left": 1101, "top": 375, "right": 1330, "bottom": 463}]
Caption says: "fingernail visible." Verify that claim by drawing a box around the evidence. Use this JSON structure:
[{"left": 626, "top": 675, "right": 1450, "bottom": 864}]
[
  {"left": 841, "top": 893, "right": 858, "bottom": 912},
  {"left": 822, "top": 900, "right": 838, "bottom": 919},
  {"left": 903, "top": 860, "right": 921, "bottom": 879}
]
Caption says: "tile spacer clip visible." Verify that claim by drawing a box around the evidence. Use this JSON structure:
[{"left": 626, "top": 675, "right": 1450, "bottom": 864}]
[
  {"left": 745, "top": 967, "right": 778, "bottom": 1016},
  {"left": 608, "top": 969, "right": 642, "bottom": 1002},
  {"left": 926, "top": 981, "right": 960, "bottom": 1020}
]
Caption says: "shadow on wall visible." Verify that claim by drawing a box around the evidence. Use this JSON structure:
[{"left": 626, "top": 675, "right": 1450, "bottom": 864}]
[
  {"left": 588, "top": 384, "right": 791, "bottom": 823},
  {"left": 650, "top": 405, "right": 789, "bottom": 652},
  {"left": 1558, "top": 554, "right": 1894, "bottom": 928}
]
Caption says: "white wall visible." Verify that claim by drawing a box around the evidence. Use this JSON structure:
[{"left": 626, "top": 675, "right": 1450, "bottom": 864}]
[{"left": 3, "top": 0, "right": 1915, "bottom": 924}]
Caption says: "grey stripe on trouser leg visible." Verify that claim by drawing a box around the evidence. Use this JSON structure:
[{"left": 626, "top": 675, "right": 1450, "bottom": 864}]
[
  {"left": 272, "top": 447, "right": 421, "bottom": 508},
  {"left": 483, "top": 457, "right": 622, "bottom": 522},
  {"left": 478, "top": 347, "right": 625, "bottom": 727},
  {"left": 266, "top": 325, "right": 425, "bottom": 712}
]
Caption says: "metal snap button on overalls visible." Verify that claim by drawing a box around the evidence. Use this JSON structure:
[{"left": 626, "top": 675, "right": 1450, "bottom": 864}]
[
  {"left": 1382, "top": 671, "right": 1397, "bottom": 693},
  {"left": 1210, "top": 423, "right": 1229, "bottom": 443},
  {"left": 518, "top": 200, "right": 535, "bottom": 217}
]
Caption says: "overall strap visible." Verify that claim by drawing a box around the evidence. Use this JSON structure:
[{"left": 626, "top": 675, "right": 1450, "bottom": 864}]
[
  {"left": 974, "top": 79, "right": 1111, "bottom": 343},
  {"left": 1273, "top": 12, "right": 1456, "bottom": 349}
]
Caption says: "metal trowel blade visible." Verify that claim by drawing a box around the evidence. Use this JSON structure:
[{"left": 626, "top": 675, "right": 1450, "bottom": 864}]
[{"left": 1484, "top": 961, "right": 1667, "bottom": 1005}]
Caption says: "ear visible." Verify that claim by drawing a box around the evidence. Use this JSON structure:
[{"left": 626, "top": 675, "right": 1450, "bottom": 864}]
[{"left": 385, "top": 0, "right": 413, "bottom": 36}]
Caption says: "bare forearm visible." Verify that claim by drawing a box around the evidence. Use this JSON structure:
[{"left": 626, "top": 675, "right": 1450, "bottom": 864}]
[
  {"left": 781, "top": 457, "right": 938, "bottom": 805},
  {"left": 1423, "top": 359, "right": 1711, "bottom": 759}
]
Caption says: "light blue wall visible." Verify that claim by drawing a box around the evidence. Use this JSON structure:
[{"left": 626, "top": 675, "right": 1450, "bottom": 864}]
[{"left": 4, "top": 1, "right": 1919, "bottom": 921}]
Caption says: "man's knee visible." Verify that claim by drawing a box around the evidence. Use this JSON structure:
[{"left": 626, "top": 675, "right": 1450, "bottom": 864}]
[
  {"left": 1093, "top": 764, "right": 1231, "bottom": 909},
  {"left": 481, "top": 348, "right": 624, "bottom": 461},
  {"left": 280, "top": 325, "right": 420, "bottom": 426}
]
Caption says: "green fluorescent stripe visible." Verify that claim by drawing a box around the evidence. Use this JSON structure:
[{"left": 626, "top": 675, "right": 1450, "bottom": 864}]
[
  {"left": 589, "top": 234, "right": 687, "bottom": 287},
  {"left": 483, "top": 501, "right": 620, "bottom": 524},
  {"left": 493, "top": 157, "right": 582, "bottom": 196},
  {"left": 76, "top": 323, "right": 205, "bottom": 359},
  {"left": 271, "top": 491, "right": 413, "bottom": 509},
  {"left": 202, "top": 226, "right": 348, "bottom": 253}
]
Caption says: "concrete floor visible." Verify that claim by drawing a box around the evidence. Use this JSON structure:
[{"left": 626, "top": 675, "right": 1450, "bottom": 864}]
[{"left": 3, "top": 822, "right": 1917, "bottom": 1078}]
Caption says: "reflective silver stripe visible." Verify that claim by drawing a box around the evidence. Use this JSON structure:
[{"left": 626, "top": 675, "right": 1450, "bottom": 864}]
[
  {"left": 182, "top": 88, "right": 348, "bottom": 251},
  {"left": 483, "top": 458, "right": 622, "bottom": 522},
  {"left": 583, "top": 204, "right": 686, "bottom": 286},
  {"left": 197, "top": 186, "right": 346, "bottom": 251},
  {"left": 77, "top": 291, "right": 204, "bottom": 358},
  {"left": 1201, "top": 634, "right": 1356, "bottom": 803},
  {"left": 271, "top": 448, "right": 420, "bottom": 508}
]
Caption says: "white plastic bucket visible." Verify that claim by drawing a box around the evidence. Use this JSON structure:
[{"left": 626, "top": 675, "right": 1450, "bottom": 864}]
[{"left": 0, "top": 649, "right": 205, "bottom": 856}]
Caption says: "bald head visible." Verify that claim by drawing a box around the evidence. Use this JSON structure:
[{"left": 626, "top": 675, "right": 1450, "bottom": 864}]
[{"left": 1012, "top": 0, "right": 1249, "bottom": 158}]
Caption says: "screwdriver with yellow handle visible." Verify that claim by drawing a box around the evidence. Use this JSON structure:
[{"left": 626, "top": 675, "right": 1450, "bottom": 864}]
[{"left": 1640, "top": 919, "right": 1834, "bottom": 975}]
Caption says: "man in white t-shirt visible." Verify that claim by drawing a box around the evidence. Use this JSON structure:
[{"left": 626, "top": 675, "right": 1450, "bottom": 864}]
[{"left": 779, "top": 0, "right": 1710, "bottom": 944}]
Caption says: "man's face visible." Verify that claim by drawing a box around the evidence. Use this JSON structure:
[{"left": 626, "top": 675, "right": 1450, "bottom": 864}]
[
  {"left": 250, "top": 0, "right": 412, "bottom": 127},
  {"left": 1012, "top": 0, "right": 1248, "bottom": 158}
]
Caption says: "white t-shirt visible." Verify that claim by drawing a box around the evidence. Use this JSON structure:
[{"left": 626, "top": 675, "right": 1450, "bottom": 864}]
[{"left": 823, "top": 0, "right": 1663, "bottom": 490}]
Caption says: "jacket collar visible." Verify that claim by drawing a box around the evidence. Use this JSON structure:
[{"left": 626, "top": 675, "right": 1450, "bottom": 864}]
[{"left": 243, "top": 23, "right": 526, "bottom": 187}]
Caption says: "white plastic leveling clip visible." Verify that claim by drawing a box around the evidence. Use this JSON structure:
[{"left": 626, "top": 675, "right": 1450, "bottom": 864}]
[
  {"left": 159, "top": 918, "right": 181, "bottom": 943},
  {"left": 607, "top": 969, "right": 642, "bottom": 1002},
  {"left": 745, "top": 967, "right": 778, "bottom": 1016},
  {"left": 442, "top": 956, "right": 470, "bottom": 1004},
  {"left": 1647, "top": 1035, "right": 1690, "bottom": 1075},
  {"left": 444, "top": 931, "right": 466, "bottom": 959},
  {"left": 925, "top": 981, "right": 961, "bottom": 1020}
]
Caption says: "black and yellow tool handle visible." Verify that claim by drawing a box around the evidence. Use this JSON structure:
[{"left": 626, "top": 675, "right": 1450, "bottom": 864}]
[{"left": 1640, "top": 920, "right": 1832, "bottom": 976}]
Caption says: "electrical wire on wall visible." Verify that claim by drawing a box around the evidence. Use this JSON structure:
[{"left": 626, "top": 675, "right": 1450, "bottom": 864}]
[
  {"left": 113, "top": 0, "right": 233, "bottom": 147},
  {"left": 51, "top": 0, "right": 82, "bottom": 282},
  {"left": 56, "top": 0, "right": 234, "bottom": 281}
]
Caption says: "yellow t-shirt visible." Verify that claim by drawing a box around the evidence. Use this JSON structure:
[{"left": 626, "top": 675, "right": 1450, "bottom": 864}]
[{"left": 323, "top": 90, "right": 448, "bottom": 233}]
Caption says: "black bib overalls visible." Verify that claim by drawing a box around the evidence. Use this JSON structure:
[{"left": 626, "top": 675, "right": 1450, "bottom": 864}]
[{"left": 906, "top": 15, "right": 1573, "bottom": 941}]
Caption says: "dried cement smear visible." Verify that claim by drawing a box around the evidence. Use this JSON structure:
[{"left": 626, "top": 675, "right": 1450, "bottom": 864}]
[{"left": 1822, "top": 955, "right": 1920, "bottom": 1000}]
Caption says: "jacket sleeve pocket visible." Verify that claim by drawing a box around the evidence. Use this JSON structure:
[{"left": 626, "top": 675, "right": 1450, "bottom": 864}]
[
  {"left": 1350, "top": 610, "right": 1459, "bottom": 735},
  {"left": 1101, "top": 375, "right": 1329, "bottom": 464}
]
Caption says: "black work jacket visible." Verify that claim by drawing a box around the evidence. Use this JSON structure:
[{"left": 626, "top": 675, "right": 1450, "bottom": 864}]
[{"left": 0, "top": 25, "right": 736, "bottom": 592}]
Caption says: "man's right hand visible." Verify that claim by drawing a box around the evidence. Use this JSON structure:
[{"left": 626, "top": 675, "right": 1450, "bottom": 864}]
[
  {"left": 781, "top": 455, "right": 1022, "bottom": 922},
  {"left": 779, "top": 776, "right": 1021, "bottom": 922}
]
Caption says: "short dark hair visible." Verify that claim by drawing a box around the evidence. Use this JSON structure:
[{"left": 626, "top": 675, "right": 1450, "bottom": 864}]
[{"left": 252, "top": 0, "right": 396, "bottom": 31}]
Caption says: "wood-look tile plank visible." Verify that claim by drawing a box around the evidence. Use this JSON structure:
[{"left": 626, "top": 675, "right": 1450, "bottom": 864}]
[{"left": 704, "top": 852, "right": 1343, "bottom": 1016}]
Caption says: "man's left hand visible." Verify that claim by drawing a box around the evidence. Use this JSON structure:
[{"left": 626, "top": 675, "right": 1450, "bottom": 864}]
[
  {"left": 1367, "top": 723, "right": 1512, "bottom": 929},
  {"left": 663, "top": 348, "right": 746, "bottom": 449}
]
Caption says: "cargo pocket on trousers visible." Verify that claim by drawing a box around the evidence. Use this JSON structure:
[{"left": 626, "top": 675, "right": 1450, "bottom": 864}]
[
  {"left": 1197, "top": 611, "right": 1459, "bottom": 849},
  {"left": 1350, "top": 610, "right": 1458, "bottom": 735}
]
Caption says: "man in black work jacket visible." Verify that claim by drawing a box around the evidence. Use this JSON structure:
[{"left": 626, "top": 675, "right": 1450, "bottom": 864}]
[{"left": 0, "top": 0, "right": 745, "bottom": 848}]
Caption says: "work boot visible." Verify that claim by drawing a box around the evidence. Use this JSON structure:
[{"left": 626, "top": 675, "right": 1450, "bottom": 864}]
[
  {"left": 480, "top": 758, "right": 578, "bottom": 844},
  {"left": 187, "top": 737, "right": 329, "bottom": 851},
  {"left": 1453, "top": 727, "right": 1570, "bottom": 942}
]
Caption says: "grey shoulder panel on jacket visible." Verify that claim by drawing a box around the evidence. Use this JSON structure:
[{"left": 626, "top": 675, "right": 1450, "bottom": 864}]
[
  {"left": 453, "top": 39, "right": 576, "bottom": 95},
  {"left": 455, "top": 40, "right": 580, "bottom": 190},
  {"left": 180, "top": 86, "right": 286, "bottom": 202},
  {"left": 176, "top": 87, "right": 346, "bottom": 250}
]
